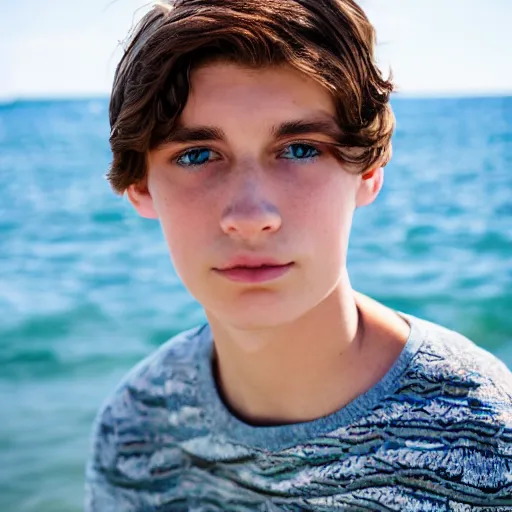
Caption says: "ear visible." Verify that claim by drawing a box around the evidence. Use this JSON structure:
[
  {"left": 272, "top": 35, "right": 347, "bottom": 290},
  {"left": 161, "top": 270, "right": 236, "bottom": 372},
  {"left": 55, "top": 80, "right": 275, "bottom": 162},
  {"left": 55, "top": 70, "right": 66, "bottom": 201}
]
[
  {"left": 356, "top": 167, "right": 384, "bottom": 208},
  {"left": 126, "top": 178, "right": 159, "bottom": 219}
]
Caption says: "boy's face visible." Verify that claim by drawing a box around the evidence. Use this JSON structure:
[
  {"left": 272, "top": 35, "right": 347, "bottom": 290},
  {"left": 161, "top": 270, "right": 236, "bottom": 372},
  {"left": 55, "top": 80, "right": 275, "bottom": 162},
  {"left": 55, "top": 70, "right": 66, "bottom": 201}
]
[{"left": 128, "top": 62, "right": 382, "bottom": 330}]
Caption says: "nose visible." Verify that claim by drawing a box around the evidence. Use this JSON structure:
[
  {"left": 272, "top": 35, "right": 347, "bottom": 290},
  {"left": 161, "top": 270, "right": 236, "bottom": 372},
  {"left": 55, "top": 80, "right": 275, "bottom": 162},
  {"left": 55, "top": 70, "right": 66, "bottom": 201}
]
[{"left": 220, "top": 183, "right": 282, "bottom": 243}]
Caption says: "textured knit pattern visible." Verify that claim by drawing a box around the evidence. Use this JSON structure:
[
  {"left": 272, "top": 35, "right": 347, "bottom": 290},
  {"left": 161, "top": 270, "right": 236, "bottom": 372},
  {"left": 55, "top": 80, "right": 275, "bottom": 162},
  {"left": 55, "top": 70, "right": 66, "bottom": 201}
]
[{"left": 85, "top": 314, "right": 512, "bottom": 511}]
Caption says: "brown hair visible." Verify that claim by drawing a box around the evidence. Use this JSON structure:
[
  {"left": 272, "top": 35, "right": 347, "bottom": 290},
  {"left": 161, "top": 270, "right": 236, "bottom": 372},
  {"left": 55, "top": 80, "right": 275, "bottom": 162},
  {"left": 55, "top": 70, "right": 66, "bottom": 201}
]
[{"left": 107, "top": 0, "right": 394, "bottom": 194}]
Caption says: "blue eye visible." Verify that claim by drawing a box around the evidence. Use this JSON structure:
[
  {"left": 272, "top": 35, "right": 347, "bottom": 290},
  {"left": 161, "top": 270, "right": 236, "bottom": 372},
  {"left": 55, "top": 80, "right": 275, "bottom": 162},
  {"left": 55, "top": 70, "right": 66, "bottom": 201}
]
[
  {"left": 176, "top": 148, "right": 215, "bottom": 167},
  {"left": 281, "top": 143, "right": 321, "bottom": 161}
]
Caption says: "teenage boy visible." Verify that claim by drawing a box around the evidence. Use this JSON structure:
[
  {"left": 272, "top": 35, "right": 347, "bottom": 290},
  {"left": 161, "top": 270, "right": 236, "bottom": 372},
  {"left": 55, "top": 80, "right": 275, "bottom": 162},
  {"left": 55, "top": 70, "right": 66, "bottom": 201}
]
[{"left": 85, "top": 0, "right": 512, "bottom": 510}]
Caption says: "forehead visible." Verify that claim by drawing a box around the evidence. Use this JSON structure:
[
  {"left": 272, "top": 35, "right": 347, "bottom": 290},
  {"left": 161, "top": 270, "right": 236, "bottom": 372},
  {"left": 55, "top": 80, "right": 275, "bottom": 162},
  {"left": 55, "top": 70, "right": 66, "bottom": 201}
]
[{"left": 182, "top": 61, "right": 335, "bottom": 123}]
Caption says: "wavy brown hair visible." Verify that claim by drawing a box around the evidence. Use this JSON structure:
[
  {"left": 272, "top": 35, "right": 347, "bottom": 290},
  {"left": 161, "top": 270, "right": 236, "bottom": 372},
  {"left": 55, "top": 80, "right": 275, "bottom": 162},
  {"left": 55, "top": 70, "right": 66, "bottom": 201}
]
[{"left": 107, "top": 0, "right": 395, "bottom": 194}]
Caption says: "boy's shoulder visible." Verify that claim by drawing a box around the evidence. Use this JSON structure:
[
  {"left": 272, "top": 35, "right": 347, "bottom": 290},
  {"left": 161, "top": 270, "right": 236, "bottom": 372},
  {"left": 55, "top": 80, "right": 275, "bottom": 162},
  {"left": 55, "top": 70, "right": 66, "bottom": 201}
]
[
  {"left": 85, "top": 325, "right": 212, "bottom": 506},
  {"left": 88, "top": 324, "right": 209, "bottom": 468},
  {"left": 377, "top": 314, "right": 512, "bottom": 433},
  {"left": 99, "top": 322, "right": 208, "bottom": 413},
  {"left": 348, "top": 315, "right": 512, "bottom": 499},
  {"left": 404, "top": 315, "right": 512, "bottom": 403}
]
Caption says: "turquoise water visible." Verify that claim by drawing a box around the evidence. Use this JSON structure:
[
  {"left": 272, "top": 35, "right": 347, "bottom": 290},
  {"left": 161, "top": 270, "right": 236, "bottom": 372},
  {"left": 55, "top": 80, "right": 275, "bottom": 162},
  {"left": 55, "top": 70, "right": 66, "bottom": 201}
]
[{"left": 1, "top": 96, "right": 511, "bottom": 511}]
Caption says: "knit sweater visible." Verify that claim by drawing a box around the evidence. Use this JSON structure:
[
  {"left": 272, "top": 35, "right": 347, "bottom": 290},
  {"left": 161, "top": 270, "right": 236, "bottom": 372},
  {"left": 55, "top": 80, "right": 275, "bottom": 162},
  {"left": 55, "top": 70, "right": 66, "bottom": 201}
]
[{"left": 85, "top": 313, "right": 512, "bottom": 511}]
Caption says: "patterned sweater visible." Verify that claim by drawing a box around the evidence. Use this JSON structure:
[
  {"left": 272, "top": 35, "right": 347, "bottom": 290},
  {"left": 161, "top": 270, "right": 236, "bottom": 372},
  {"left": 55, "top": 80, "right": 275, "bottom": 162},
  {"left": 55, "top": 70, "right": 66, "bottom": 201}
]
[{"left": 85, "top": 314, "right": 512, "bottom": 511}]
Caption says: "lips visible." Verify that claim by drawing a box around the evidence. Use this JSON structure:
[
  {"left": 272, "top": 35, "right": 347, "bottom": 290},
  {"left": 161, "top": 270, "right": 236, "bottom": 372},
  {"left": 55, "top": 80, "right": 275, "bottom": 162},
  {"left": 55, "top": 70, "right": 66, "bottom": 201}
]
[
  {"left": 216, "top": 256, "right": 291, "bottom": 271},
  {"left": 213, "top": 257, "right": 294, "bottom": 283}
]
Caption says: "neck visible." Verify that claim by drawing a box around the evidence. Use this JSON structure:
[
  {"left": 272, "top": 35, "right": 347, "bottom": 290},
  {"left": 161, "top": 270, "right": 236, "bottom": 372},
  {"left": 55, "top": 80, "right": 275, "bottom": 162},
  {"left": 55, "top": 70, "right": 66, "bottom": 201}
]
[{"left": 205, "top": 274, "right": 371, "bottom": 426}]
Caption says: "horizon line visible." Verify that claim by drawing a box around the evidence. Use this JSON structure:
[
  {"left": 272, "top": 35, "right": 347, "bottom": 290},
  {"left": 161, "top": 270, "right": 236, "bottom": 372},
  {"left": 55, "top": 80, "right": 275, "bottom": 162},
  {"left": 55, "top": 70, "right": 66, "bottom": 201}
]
[{"left": 1, "top": 89, "right": 512, "bottom": 104}]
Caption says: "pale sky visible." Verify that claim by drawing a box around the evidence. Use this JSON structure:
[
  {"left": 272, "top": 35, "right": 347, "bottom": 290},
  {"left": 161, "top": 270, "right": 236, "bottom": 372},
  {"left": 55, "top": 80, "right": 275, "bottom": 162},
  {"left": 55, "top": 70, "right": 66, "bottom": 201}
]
[{"left": 1, "top": 0, "right": 511, "bottom": 99}]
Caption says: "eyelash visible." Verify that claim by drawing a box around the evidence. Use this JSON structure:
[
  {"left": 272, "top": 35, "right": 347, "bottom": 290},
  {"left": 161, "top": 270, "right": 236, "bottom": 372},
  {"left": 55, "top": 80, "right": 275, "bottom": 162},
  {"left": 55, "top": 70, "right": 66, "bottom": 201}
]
[{"left": 173, "top": 142, "right": 323, "bottom": 169}]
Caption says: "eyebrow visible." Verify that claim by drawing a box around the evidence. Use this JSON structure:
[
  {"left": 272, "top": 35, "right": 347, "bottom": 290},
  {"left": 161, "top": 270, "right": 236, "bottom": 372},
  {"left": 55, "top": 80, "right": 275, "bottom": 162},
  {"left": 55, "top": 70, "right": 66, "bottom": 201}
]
[{"left": 161, "top": 115, "right": 343, "bottom": 146}]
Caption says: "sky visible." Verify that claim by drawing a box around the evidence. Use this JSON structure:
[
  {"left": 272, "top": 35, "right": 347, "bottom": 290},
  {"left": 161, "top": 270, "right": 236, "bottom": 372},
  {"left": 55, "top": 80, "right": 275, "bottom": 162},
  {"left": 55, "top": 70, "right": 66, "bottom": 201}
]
[{"left": 1, "top": 0, "right": 511, "bottom": 99}]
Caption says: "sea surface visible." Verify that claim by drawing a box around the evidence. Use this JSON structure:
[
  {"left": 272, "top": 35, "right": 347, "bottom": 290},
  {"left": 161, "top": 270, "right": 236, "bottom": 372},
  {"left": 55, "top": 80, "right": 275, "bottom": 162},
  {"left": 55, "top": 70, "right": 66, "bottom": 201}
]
[{"left": 1, "top": 96, "right": 511, "bottom": 511}]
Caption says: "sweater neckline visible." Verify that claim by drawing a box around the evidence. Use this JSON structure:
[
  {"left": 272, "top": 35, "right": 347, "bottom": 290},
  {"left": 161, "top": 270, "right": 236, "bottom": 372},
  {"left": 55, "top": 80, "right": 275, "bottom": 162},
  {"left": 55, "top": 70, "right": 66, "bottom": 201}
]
[{"left": 196, "top": 311, "right": 427, "bottom": 452}]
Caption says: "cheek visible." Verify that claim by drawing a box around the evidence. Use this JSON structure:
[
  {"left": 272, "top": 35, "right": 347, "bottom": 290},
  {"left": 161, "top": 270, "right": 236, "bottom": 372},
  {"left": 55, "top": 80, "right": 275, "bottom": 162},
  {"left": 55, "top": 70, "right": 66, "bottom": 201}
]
[
  {"left": 288, "top": 171, "right": 356, "bottom": 235},
  {"left": 158, "top": 210, "right": 208, "bottom": 289},
  {"left": 151, "top": 180, "right": 213, "bottom": 265},
  {"left": 152, "top": 168, "right": 212, "bottom": 226}
]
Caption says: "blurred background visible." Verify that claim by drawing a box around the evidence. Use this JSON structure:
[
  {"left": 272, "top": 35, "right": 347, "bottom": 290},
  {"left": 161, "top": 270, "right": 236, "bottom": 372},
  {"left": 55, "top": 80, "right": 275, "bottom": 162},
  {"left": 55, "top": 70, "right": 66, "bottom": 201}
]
[{"left": 1, "top": 1, "right": 511, "bottom": 510}]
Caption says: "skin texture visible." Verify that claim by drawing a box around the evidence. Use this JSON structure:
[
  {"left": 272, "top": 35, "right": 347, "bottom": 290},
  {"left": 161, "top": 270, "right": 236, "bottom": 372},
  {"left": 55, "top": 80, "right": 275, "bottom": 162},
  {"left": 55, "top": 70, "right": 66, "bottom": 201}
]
[{"left": 127, "top": 62, "right": 410, "bottom": 426}]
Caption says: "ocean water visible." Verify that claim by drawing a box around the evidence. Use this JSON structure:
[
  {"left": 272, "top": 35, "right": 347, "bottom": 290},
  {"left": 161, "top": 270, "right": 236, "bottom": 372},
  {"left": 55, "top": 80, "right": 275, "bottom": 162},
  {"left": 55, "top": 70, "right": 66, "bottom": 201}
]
[{"left": 0, "top": 96, "right": 511, "bottom": 511}]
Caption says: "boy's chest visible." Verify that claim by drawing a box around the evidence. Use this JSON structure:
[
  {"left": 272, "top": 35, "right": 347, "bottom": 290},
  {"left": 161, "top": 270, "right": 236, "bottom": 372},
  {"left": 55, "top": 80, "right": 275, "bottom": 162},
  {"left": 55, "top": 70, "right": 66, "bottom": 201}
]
[{"left": 129, "top": 440, "right": 507, "bottom": 511}]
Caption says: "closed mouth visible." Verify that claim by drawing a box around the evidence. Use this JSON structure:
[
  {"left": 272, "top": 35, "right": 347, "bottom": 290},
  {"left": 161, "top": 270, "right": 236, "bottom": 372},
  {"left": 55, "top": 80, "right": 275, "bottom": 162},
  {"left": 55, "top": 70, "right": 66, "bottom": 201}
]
[{"left": 220, "top": 262, "right": 293, "bottom": 271}]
